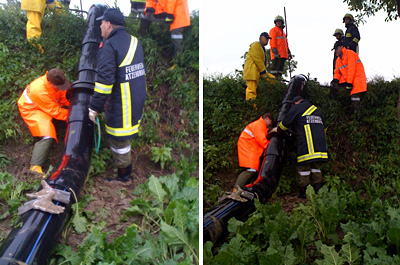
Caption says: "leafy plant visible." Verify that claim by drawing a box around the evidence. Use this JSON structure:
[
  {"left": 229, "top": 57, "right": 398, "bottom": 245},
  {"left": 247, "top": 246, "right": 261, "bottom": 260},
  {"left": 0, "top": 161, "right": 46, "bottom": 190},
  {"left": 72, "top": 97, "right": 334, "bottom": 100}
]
[{"left": 151, "top": 145, "right": 173, "bottom": 169}]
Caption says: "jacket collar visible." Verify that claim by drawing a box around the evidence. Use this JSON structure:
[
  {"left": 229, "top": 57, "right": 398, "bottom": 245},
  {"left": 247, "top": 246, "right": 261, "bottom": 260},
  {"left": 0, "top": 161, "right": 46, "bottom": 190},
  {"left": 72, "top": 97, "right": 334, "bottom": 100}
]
[{"left": 107, "top": 27, "right": 125, "bottom": 39}]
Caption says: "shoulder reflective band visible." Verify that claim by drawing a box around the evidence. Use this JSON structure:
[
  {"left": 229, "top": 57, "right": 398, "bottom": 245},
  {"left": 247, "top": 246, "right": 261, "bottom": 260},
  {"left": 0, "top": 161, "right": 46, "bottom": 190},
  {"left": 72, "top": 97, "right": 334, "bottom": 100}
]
[
  {"left": 339, "top": 64, "right": 348, "bottom": 70},
  {"left": 94, "top": 82, "right": 113, "bottom": 94},
  {"left": 23, "top": 89, "right": 34, "bottom": 104},
  {"left": 120, "top": 82, "right": 132, "bottom": 128},
  {"left": 352, "top": 38, "right": 359, "bottom": 43},
  {"left": 302, "top": 105, "right": 317, "bottom": 116},
  {"left": 119, "top": 36, "right": 138, "bottom": 68},
  {"left": 111, "top": 145, "right": 131, "bottom": 154},
  {"left": 243, "top": 128, "right": 254, "bottom": 137},
  {"left": 278, "top": 121, "right": 288, "bottom": 131}
]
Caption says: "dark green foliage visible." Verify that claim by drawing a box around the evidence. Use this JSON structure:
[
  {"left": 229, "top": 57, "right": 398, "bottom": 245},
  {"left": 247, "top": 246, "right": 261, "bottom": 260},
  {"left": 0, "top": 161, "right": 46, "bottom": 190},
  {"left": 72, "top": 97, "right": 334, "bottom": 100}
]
[{"left": 204, "top": 72, "right": 400, "bottom": 263}]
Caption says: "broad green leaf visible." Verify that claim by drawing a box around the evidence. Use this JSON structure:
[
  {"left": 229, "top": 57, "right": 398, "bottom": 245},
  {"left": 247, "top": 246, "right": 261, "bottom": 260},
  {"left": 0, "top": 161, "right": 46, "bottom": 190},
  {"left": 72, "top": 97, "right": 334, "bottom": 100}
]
[
  {"left": 159, "top": 174, "right": 179, "bottom": 197},
  {"left": 339, "top": 243, "right": 361, "bottom": 265},
  {"left": 316, "top": 243, "right": 343, "bottom": 265},
  {"left": 148, "top": 175, "right": 167, "bottom": 204}
]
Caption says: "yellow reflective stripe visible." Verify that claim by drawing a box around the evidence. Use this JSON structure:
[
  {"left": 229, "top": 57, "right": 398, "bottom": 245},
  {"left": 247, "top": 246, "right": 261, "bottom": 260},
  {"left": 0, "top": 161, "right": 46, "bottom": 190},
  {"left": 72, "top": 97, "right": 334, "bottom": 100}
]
[
  {"left": 346, "top": 33, "right": 352, "bottom": 37},
  {"left": 304, "top": 124, "right": 314, "bottom": 154},
  {"left": 94, "top": 82, "right": 113, "bottom": 94},
  {"left": 106, "top": 123, "right": 140, "bottom": 137},
  {"left": 302, "top": 105, "right": 317, "bottom": 116},
  {"left": 120, "top": 82, "right": 132, "bottom": 128},
  {"left": 131, "top": 0, "right": 146, "bottom": 2},
  {"left": 279, "top": 122, "right": 288, "bottom": 131},
  {"left": 353, "top": 38, "right": 359, "bottom": 43},
  {"left": 298, "top": 152, "right": 328, "bottom": 163},
  {"left": 119, "top": 36, "right": 138, "bottom": 68}
]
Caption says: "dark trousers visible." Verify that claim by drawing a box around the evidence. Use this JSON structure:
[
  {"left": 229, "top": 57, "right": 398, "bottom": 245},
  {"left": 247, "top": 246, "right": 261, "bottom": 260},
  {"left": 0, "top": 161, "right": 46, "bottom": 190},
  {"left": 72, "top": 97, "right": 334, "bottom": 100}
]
[{"left": 270, "top": 58, "right": 286, "bottom": 79}]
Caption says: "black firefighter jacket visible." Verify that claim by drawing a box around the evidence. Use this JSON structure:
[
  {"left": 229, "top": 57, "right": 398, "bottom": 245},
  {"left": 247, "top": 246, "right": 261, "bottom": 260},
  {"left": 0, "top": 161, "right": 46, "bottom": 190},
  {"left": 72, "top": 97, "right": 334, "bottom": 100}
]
[
  {"left": 344, "top": 22, "right": 360, "bottom": 53},
  {"left": 278, "top": 100, "right": 328, "bottom": 165},
  {"left": 89, "top": 27, "right": 146, "bottom": 141}
]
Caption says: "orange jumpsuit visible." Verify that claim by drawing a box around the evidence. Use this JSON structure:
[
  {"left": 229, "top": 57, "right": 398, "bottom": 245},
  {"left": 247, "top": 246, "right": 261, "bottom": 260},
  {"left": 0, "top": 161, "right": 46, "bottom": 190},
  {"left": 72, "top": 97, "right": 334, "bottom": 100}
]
[
  {"left": 333, "top": 47, "right": 367, "bottom": 95},
  {"left": 145, "top": 0, "right": 190, "bottom": 31},
  {"left": 237, "top": 117, "right": 270, "bottom": 170},
  {"left": 18, "top": 72, "right": 69, "bottom": 142}
]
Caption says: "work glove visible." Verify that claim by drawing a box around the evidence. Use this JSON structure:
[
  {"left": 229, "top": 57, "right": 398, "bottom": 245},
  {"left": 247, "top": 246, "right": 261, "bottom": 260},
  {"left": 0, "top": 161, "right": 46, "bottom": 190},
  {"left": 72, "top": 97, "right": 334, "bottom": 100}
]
[
  {"left": 146, "top": 7, "right": 155, "bottom": 16},
  {"left": 330, "top": 79, "right": 339, "bottom": 89},
  {"left": 288, "top": 49, "right": 293, "bottom": 60},
  {"left": 88, "top": 108, "right": 98, "bottom": 123},
  {"left": 272, "top": 47, "right": 280, "bottom": 58},
  {"left": 260, "top": 72, "right": 268, "bottom": 80},
  {"left": 165, "top": 14, "right": 174, "bottom": 24},
  {"left": 344, "top": 82, "right": 353, "bottom": 90}
]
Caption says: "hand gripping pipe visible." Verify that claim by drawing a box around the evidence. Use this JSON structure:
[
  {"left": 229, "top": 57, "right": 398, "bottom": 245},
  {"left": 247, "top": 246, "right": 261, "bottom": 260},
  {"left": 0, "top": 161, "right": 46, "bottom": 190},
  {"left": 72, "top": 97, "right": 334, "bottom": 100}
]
[
  {"left": 0, "top": 4, "right": 106, "bottom": 265},
  {"left": 203, "top": 74, "right": 308, "bottom": 244}
]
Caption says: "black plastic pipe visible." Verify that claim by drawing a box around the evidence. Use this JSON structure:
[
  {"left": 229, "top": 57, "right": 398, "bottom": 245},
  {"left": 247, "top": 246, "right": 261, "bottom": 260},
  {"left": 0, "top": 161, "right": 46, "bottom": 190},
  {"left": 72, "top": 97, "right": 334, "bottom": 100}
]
[
  {"left": 0, "top": 4, "right": 106, "bottom": 264},
  {"left": 203, "top": 75, "right": 308, "bottom": 244}
]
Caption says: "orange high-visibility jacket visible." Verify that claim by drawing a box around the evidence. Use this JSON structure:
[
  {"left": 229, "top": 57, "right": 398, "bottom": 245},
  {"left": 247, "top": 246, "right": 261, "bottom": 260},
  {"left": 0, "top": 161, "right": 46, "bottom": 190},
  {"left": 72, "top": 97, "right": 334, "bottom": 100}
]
[
  {"left": 17, "top": 72, "right": 70, "bottom": 142},
  {"left": 145, "top": 0, "right": 190, "bottom": 31},
  {"left": 333, "top": 47, "right": 367, "bottom": 95},
  {"left": 269, "top": 25, "right": 289, "bottom": 60},
  {"left": 237, "top": 117, "right": 270, "bottom": 170}
]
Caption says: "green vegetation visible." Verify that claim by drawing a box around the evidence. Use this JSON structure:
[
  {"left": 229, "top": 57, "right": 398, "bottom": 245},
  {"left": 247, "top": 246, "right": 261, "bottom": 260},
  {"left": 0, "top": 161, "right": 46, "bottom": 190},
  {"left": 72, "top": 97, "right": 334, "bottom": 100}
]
[
  {"left": 0, "top": 1, "right": 198, "bottom": 264},
  {"left": 204, "top": 71, "right": 400, "bottom": 263}
]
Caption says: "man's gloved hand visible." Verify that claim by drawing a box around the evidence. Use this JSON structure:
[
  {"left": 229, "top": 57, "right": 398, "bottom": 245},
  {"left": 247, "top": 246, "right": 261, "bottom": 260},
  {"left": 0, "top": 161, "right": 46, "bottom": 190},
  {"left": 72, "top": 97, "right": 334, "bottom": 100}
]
[
  {"left": 165, "top": 14, "right": 174, "bottom": 24},
  {"left": 270, "top": 127, "right": 278, "bottom": 133},
  {"left": 344, "top": 82, "right": 353, "bottom": 90},
  {"left": 272, "top": 47, "right": 280, "bottom": 58},
  {"left": 330, "top": 79, "right": 339, "bottom": 89},
  {"left": 88, "top": 108, "right": 98, "bottom": 123},
  {"left": 288, "top": 49, "right": 293, "bottom": 60},
  {"left": 260, "top": 73, "right": 268, "bottom": 80}
]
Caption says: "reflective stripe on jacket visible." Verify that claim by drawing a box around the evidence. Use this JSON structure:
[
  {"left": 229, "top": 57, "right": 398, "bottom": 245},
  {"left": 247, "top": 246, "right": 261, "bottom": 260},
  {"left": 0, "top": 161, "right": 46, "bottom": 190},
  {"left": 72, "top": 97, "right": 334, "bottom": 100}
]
[
  {"left": 17, "top": 73, "right": 70, "bottom": 142},
  {"left": 333, "top": 47, "right": 367, "bottom": 95},
  {"left": 89, "top": 27, "right": 147, "bottom": 140},
  {"left": 237, "top": 117, "right": 270, "bottom": 170},
  {"left": 243, "top": 41, "right": 267, "bottom": 81},
  {"left": 278, "top": 100, "right": 328, "bottom": 165},
  {"left": 145, "top": 0, "right": 190, "bottom": 31},
  {"left": 269, "top": 25, "right": 289, "bottom": 59}
]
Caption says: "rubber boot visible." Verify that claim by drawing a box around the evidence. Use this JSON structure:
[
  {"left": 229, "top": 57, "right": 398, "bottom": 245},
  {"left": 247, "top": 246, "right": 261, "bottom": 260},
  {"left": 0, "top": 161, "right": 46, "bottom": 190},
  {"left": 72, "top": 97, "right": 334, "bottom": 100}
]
[
  {"left": 106, "top": 163, "right": 132, "bottom": 182},
  {"left": 312, "top": 182, "right": 324, "bottom": 194},
  {"left": 299, "top": 187, "right": 307, "bottom": 199},
  {"left": 234, "top": 170, "right": 256, "bottom": 189}
]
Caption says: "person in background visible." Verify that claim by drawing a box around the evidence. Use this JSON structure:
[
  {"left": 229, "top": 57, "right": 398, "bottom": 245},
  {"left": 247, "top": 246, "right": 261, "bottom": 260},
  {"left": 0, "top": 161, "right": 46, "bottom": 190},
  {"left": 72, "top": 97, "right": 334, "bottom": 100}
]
[
  {"left": 88, "top": 8, "right": 147, "bottom": 183},
  {"left": 332, "top": 28, "right": 344, "bottom": 72},
  {"left": 144, "top": 0, "right": 191, "bottom": 58},
  {"left": 243, "top": 32, "right": 275, "bottom": 102},
  {"left": 269, "top": 15, "right": 291, "bottom": 79},
  {"left": 18, "top": 68, "right": 70, "bottom": 177},
  {"left": 343, "top": 13, "right": 360, "bottom": 53},
  {"left": 331, "top": 40, "right": 367, "bottom": 113}
]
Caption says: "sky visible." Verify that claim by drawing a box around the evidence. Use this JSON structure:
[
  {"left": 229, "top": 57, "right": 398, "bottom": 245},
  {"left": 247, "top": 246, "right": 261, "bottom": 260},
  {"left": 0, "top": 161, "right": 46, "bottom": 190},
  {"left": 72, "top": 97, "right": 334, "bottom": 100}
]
[{"left": 202, "top": 0, "right": 400, "bottom": 84}]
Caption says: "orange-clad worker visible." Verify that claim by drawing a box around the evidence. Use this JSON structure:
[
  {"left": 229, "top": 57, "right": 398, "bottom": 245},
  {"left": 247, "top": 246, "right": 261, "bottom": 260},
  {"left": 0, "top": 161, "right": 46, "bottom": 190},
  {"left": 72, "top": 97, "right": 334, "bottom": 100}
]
[
  {"left": 18, "top": 68, "right": 70, "bottom": 176},
  {"left": 144, "top": 0, "right": 191, "bottom": 57},
  {"left": 331, "top": 40, "right": 367, "bottom": 112},
  {"left": 235, "top": 113, "right": 275, "bottom": 189},
  {"left": 269, "top": 15, "right": 291, "bottom": 79},
  {"left": 243, "top": 32, "right": 275, "bottom": 101}
]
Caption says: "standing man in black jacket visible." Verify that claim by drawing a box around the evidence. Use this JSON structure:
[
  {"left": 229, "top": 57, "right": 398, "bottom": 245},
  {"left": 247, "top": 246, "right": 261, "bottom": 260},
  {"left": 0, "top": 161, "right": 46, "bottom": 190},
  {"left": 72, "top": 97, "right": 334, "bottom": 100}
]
[
  {"left": 271, "top": 96, "right": 328, "bottom": 198},
  {"left": 88, "top": 8, "right": 147, "bottom": 183},
  {"left": 343, "top": 13, "right": 360, "bottom": 53}
]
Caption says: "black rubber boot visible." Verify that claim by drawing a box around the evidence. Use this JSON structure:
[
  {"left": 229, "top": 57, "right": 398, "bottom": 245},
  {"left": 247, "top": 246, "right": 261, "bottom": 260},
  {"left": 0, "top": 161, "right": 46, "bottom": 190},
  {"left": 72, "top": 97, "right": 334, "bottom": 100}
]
[
  {"left": 105, "top": 163, "right": 132, "bottom": 182},
  {"left": 312, "top": 182, "right": 324, "bottom": 194},
  {"left": 299, "top": 187, "right": 307, "bottom": 199}
]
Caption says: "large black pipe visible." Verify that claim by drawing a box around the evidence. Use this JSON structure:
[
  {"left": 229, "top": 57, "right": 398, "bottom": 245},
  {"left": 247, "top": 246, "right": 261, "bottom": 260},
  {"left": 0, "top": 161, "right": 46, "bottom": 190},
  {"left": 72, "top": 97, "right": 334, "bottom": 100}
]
[
  {"left": 0, "top": 5, "right": 106, "bottom": 264},
  {"left": 203, "top": 75, "right": 308, "bottom": 244}
]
